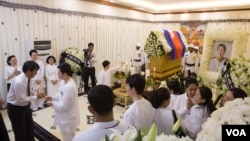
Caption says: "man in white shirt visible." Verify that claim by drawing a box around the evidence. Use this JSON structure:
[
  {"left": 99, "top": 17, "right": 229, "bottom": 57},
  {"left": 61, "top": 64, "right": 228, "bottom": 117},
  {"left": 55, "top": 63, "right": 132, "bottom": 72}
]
[
  {"left": 45, "top": 63, "right": 80, "bottom": 141},
  {"left": 82, "top": 42, "right": 98, "bottom": 93},
  {"left": 123, "top": 74, "right": 155, "bottom": 131},
  {"left": 29, "top": 49, "right": 45, "bottom": 111},
  {"left": 73, "top": 85, "right": 134, "bottom": 141},
  {"left": 96, "top": 60, "right": 125, "bottom": 87},
  {"left": 133, "top": 43, "right": 144, "bottom": 74},
  {"left": 7, "top": 61, "right": 45, "bottom": 141},
  {"left": 182, "top": 44, "right": 199, "bottom": 77}
]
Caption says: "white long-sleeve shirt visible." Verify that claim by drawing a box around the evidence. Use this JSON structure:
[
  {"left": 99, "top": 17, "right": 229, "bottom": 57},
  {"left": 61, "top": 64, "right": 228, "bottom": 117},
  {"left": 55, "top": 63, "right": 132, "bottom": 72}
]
[
  {"left": 173, "top": 93, "right": 189, "bottom": 117},
  {"left": 182, "top": 105, "right": 209, "bottom": 140},
  {"left": 4, "top": 65, "right": 22, "bottom": 83},
  {"left": 7, "top": 73, "right": 37, "bottom": 106},
  {"left": 84, "top": 50, "right": 98, "bottom": 68},
  {"left": 96, "top": 65, "right": 121, "bottom": 87},
  {"left": 31, "top": 59, "right": 45, "bottom": 89},
  {"left": 123, "top": 98, "right": 155, "bottom": 131},
  {"left": 167, "top": 93, "right": 179, "bottom": 109},
  {"left": 154, "top": 108, "right": 176, "bottom": 135},
  {"left": 45, "top": 64, "right": 59, "bottom": 96},
  {"left": 52, "top": 78, "right": 80, "bottom": 133},
  {"left": 73, "top": 120, "right": 134, "bottom": 141}
]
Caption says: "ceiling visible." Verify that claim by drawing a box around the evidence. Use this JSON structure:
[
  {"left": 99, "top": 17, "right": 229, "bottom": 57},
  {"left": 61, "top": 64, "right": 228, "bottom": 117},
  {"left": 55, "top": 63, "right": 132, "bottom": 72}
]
[{"left": 82, "top": 0, "right": 250, "bottom": 14}]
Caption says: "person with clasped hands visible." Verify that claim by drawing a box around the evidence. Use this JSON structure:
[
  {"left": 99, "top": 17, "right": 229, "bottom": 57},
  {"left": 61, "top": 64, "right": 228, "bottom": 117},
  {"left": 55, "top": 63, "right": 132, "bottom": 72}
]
[
  {"left": 4, "top": 55, "right": 22, "bottom": 92},
  {"left": 7, "top": 61, "right": 45, "bottom": 141},
  {"left": 82, "top": 42, "right": 98, "bottom": 93}
]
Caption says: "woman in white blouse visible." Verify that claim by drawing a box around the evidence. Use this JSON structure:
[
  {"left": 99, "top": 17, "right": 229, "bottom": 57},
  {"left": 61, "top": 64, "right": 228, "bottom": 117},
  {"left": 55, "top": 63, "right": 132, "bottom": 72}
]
[
  {"left": 45, "top": 56, "right": 59, "bottom": 96},
  {"left": 4, "top": 55, "right": 22, "bottom": 92},
  {"left": 182, "top": 86, "right": 216, "bottom": 140},
  {"left": 150, "top": 87, "right": 177, "bottom": 135}
]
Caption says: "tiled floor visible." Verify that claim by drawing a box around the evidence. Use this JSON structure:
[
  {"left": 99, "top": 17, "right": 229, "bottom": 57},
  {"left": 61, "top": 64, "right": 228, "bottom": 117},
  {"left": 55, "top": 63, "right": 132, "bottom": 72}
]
[{"left": 2, "top": 95, "right": 127, "bottom": 141}]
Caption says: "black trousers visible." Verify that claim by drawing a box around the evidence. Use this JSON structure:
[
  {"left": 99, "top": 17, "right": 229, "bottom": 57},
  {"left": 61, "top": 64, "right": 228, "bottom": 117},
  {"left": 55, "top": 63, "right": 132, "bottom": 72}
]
[
  {"left": 0, "top": 112, "right": 10, "bottom": 141},
  {"left": 82, "top": 67, "right": 96, "bottom": 92},
  {"left": 7, "top": 103, "right": 34, "bottom": 141}
]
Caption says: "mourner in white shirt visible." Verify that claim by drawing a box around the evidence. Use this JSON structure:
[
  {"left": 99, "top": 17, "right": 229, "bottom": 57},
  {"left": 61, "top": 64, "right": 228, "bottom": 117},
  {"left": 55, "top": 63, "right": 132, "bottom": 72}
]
[
  {"left": 45, "top": 63, "right": 80, "bottom": 141},
  {"left": 150, "top": 87, "right": 178, "bottom": 135},
  {"left": 166, "top": 79, "right": 182, "bottom": 109},
  {"left": 82, "top": 42, "right": 98, "bottom": 93},
  {"left": 29, "top": 49, "right": 46, "bottom": 111},
  {"left": 96, "top": 60, "right": 125, "bottom": 87},
  {"left": 220, "top": 87, "right": 247, "bottom": 107},
  {"left": 182, "top": 44, "right": 199, "bottom": 77},
  {"left": 45, "top": 55, "right": 59, "bottom": 96},
  {"left": 123, "top": 74, "right": 155, "bottom": 131},
  {"left": 73, "top": 85, "right": 134, "bottom": 141},
  {"left": 182, "top": 86, "right": 216, "bottom": 140},
  {"left": 173, "top": 78, "right": 199, "bottom": 120},
  {"left": 4, "top": 55, "right": 22, "bottom": 92},
  {"left": 7, "top": 61, "right": 45, "bottom": 141},
  {"left": 133, "top": 43, "right": 144, "bottom": 74}
]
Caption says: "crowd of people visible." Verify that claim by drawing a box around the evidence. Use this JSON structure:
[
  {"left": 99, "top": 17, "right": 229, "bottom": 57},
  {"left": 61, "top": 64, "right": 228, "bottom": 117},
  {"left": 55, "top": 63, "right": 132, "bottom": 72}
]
[{"left": 0, "top": 41, "right": 248, "bottom": 141}]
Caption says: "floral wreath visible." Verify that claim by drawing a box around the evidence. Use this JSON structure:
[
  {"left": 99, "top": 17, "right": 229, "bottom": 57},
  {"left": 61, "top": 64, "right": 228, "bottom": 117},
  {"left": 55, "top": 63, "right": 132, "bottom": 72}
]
[
  {"left": 64, "top": 47, "right": 83, "bottom": 74},
  {"left": 197, "top": 97, "right": 250, "bottom": 141},
  {"left": 199, "top": 30, "right": 248, "bottom": 95},
  {"left": 216, "top": 56, "right": 250, "bottom": 96}
]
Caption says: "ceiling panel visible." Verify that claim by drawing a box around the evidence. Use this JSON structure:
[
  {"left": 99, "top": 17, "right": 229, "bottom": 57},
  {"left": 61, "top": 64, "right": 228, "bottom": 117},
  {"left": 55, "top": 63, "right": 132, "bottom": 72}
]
[{"left": 82, "top": 0, "right": 250, "bottom": 14}]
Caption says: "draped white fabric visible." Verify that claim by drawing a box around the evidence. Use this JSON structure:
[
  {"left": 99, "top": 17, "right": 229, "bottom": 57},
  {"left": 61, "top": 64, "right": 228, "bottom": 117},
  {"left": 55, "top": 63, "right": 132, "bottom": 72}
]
[{"left": 0, "top": 0, "right": 250, "bottom": 99}]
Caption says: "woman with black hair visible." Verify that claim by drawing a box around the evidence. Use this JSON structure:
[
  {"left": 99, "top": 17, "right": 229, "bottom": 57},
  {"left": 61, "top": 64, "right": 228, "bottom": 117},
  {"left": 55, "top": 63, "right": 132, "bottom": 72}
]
[
  {"left": 220, "top": 87, "right": 248, "bottom": 107},
  {"left": 150, "top": 87, "right": 177, "bottom": 135},
  {"left": 182, "top": 86, "right": 216, "bottom": 140},
  {"left": 166, "top": 79, "right": 181, "bottom": 109}
]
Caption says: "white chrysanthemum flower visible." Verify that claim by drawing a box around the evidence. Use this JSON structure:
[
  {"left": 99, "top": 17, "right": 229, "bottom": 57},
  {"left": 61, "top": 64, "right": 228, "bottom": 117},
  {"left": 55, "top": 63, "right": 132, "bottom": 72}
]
[{"left": 197, "top": 98, "right": 250, "bottom": 141}]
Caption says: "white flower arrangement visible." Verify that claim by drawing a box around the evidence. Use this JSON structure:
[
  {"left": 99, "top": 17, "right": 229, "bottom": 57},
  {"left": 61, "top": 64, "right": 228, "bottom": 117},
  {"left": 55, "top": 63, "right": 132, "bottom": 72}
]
[
  {"left": 199, "top": 30, "right": 248, "bottom": 82},
  {"left": 144, "top": 31, "right": 172, "bottom": 57},
  {"left": 144, "top": 30, "right": 187, "bottom": 57},
  {"left": 103, "top": 123, "right": 193, "bottom": 141},
  {"left": 64, "top": 47, "right": 83, "bottom": 74},
  {"left": 198, "top": 30, "right": 248, "bottom": 96},
  {"left": 196, "top": 97, "right": 250, "bottom": 141},
  {"left": 216, "top": 56, "right": 250, "bottom": 96}
]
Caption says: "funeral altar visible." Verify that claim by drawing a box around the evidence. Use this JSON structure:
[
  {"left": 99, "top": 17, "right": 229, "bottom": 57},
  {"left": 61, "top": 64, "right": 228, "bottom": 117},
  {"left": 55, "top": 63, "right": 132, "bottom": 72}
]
[{"left": 144, "top": 30, "right": 188, "bottom": 80}]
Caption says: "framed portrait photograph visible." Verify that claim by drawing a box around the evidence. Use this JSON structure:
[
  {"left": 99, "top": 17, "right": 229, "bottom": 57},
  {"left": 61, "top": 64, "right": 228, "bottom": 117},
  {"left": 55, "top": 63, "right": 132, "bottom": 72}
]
[
  {"left": 208, "top": 41, "right": 233, "bottom": 73},
  {"left": 199, "top": 30, "right": 248, "bottom": 84}
]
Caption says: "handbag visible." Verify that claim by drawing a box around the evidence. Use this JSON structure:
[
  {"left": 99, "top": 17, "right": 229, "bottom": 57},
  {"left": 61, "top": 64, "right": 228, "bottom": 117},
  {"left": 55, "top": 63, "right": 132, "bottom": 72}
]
[{"left": 172, "top": 110, "right": 186, "bottom": 137}]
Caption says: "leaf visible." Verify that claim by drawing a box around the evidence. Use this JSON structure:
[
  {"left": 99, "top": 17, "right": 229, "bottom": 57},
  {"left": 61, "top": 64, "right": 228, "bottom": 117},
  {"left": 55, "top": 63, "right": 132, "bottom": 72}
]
[
  {"left": 105, "top": 135, "right": 110, "bottom": 141},
  {"left": 147, "top": 123, "right": 157, "bottom": 141},
  {"left": 135, "top": 129, "right": 142, "bottom": 141},
  {"left": 140, "top": 127, "right": 148, "bottom": 137}
]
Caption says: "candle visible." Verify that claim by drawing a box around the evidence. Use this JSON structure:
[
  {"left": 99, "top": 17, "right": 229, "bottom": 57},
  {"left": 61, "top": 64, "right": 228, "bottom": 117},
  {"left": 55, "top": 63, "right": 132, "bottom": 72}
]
[
  {"left": 145, "top": 69, "right": 150, "bottom": 79},
  {"left": 125, "top": 61, "right": 128, "bottom": 74},
  {"left": 153, "top": 67, "right": 156, "bottom": 79}
]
